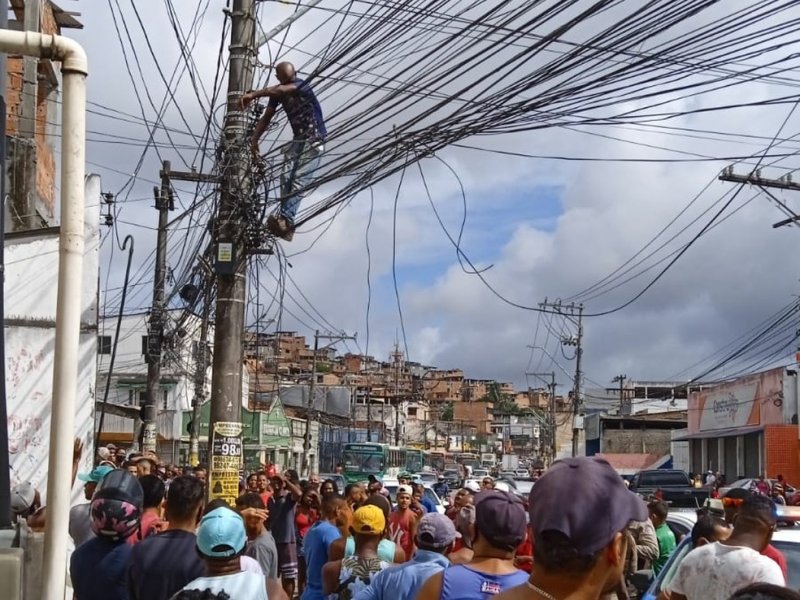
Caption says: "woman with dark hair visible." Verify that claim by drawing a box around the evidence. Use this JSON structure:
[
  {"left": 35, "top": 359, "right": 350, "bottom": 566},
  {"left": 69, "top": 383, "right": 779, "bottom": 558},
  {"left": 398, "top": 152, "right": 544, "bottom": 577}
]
[{"left": 321, "top": 479, "right": 339, "bottom": 498}]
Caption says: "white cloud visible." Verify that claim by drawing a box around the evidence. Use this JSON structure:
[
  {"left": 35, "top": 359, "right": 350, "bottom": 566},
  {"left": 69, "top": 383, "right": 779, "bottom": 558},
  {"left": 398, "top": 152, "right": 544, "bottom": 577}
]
[{"left": 67, "top": 3, "right": 800, "bottom": 390}]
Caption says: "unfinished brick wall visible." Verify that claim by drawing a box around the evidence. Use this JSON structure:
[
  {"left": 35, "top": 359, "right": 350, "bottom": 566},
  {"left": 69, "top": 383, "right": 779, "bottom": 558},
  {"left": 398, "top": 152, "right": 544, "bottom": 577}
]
[{"left": 764, "top": 424, "right": 800, "bottom": 484}]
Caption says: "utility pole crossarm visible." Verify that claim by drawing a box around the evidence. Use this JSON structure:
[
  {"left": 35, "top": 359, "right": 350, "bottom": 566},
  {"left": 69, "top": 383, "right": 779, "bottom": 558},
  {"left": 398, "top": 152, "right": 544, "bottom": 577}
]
[
  {"left": 719, "top": 167, "right": 800, "bottom": 229},
  {"left": 718, "top": 167, "right": 800, "bottom": 191}
]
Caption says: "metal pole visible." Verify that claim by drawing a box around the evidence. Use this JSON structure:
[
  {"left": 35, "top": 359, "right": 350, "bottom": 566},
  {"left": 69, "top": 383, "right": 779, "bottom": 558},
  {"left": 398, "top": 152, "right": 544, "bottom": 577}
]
[
  {"left": 302, "top": 330, "right": 319, "bottom": 475},
  {"left": 208, "top": 0, "right": 255, "bottom": 503},
  {"left": 0, "top": 94, "right": 9, "bottom": 529},
  {"left": 143, "top": 161, "right": 171, "bottom": 454}
]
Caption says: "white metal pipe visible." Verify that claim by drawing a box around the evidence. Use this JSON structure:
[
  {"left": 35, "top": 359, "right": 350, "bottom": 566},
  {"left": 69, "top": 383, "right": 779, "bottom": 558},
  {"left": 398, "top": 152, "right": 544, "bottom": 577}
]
[{"left": 0, "top": 29, "right": 87, "bottom": 600}]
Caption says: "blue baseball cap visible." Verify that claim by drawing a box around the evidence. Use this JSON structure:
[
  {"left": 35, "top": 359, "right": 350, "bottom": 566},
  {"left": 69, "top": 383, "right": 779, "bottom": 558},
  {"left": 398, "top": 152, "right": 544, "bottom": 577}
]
[
  {"left": 196, "top": 507, "right": 247, "bottom": 558},
  {"left": 78, "top": 464, "right": 114, "bottom": 483}
]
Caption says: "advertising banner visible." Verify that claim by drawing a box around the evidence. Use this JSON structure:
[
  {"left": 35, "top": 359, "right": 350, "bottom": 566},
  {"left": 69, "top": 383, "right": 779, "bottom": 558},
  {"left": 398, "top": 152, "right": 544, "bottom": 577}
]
[{"left": 208, "top": 421, "right": 243, "bottom": 505}]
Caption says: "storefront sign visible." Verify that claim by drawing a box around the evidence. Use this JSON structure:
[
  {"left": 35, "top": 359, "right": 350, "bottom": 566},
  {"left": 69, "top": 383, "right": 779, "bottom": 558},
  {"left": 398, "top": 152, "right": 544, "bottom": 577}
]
[
  {"left": 208, "top": 421, "right": 242, "bottom": 505},
  {"left": 689, "top": 367, "right": 786, "bottom": 433}
]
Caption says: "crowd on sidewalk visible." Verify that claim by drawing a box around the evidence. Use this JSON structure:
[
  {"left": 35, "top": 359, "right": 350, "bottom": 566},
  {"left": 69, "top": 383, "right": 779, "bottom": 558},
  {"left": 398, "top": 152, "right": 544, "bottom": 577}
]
[{"left": 8, "top": 441, "right": 800, "bottom": 600}]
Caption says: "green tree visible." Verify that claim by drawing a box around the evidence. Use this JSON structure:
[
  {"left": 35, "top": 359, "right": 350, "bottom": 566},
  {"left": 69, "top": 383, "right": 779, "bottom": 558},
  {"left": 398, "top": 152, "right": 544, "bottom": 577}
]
[{"left": 440, "top": 401, "right": 454, "bottom": 421}]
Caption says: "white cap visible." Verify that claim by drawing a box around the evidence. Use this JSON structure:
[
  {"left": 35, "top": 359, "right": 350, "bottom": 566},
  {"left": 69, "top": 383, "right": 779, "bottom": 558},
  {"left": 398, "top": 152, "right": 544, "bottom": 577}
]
[{"left": 10, "top": 482, "right": 36, "bottom": 515}]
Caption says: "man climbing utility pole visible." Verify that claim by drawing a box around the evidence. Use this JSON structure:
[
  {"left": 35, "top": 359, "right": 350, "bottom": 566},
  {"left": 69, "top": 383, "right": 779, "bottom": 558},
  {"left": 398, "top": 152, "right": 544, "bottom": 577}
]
[
  {"left": 208, "top": 0, "right": 255, "bottom": 505},
  {"left": 241, "top": 62, "right": 327, "bottom": 242}
]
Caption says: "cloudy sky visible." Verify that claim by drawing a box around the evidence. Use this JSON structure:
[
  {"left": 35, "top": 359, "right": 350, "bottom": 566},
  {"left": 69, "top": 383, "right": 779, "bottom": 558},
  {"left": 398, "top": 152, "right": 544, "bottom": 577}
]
[{"left": 69, "top": 1, "right": 800, "bottom": 394}]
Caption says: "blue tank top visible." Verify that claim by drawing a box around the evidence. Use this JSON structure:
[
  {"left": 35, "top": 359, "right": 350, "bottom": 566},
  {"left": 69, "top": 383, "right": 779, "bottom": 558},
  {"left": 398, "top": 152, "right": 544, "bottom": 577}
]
[
  {"left": 344, "top": 537, "right": 396, "bottom": 562},
  {"left": 440, "top": 565, "right": 529, "bottom": 600}
]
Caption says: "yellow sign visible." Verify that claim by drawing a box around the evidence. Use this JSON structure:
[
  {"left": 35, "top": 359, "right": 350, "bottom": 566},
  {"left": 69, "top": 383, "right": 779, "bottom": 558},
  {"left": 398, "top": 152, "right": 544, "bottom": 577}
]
[{"left": 208, "top": 421, "right": 243, "bottom": 506}]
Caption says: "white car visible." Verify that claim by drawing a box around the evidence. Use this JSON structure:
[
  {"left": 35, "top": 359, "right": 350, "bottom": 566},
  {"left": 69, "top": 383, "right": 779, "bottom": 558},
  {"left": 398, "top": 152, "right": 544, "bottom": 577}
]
[
  {"left": 514, "top": 469, "right": 529, "bottom": 478},
  {"left": 414, "top": 472, "right": 437, "bottom": 485},
  {"left": 718, "top": 478, "right": 797, "bottom": 500},
  {"left": 383, "top": 483, "right": 445, "bottom": 514}
]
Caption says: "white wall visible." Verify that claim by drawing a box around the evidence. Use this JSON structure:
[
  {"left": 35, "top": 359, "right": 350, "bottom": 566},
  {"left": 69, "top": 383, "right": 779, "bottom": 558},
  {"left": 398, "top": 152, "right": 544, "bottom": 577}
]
[{"left": 5, "top": 174, "right": 101, "bottom": 498}]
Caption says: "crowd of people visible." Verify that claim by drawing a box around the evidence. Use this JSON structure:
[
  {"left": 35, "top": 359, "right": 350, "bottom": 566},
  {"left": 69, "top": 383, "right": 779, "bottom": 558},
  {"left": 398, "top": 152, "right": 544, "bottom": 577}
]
[{"left": 9, "top": 442, "right": 800, "bottom": 600}]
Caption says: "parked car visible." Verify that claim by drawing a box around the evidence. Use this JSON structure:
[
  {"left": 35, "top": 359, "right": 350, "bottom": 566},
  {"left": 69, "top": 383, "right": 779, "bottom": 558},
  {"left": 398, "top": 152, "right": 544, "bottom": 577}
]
[
  {"left": 718, "top": 478, "right": 797, "bottom": 501},
  {"left": 442, "top": 469, "right": 461, "bottom": 488},
  {"left": 414, "top": 472, "right": 438, "bottom": 485},
  {"left": 383, "top": 483, "right": 445, "bottom": 514},
  {"left": 512, "top": 477, "right": 536, "bottom": 497},
  {"left": 634, "top": 508, "right": 800, "bottom": 599},
  {"left": 319, "top": 473, "right": 347, "bottom": 494},
  {"left": 629, "top": 469, "right": 709, "bottom": 508}
]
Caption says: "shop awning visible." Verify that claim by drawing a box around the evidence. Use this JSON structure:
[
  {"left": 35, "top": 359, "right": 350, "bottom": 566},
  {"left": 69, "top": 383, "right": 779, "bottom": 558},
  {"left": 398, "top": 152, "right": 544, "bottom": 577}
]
[{"left": 672, "top": 425, "right": 763, "bottom": 442}]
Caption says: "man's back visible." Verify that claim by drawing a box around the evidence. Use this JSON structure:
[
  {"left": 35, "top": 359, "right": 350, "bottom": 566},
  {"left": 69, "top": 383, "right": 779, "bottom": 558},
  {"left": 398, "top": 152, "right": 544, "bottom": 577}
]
[
  {"left": 302, "top": 520, "right": 341, "bottom": 600},
  {"left": 353, "top": 550, "right": 449, "bottom": 600},
  {"left": 70, "top": 536, "right": 132, "bottom": 600},
  {"left": 128, "top": 530, "right": 205, "bottom": 600},
  {"left": 440, "top": 564, "right": 529, "bottom": 600},
  {"left": 669, "top": 542, "right": 785, "bottom": 600},
  {"left": 178, "top": 571, "right": 267, "bottom": 600}
]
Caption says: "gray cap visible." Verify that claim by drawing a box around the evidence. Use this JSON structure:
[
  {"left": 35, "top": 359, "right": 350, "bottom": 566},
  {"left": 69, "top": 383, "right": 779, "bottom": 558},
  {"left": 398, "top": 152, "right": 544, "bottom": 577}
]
[{"left": 416, "top": 512, "right": 460, "bottom": 549}]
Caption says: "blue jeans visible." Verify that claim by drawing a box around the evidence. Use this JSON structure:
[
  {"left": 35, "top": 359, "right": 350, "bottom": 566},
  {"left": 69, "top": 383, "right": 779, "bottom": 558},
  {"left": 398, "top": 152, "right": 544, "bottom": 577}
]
[{"left": 280, "top": 139, "right": 324, "bottom": 224}]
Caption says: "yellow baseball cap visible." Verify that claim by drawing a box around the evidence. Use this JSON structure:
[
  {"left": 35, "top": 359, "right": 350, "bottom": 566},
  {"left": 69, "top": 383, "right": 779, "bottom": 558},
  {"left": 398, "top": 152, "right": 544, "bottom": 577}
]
[{"left": 352, "top": 505, "right": 385, "bottom": 535}]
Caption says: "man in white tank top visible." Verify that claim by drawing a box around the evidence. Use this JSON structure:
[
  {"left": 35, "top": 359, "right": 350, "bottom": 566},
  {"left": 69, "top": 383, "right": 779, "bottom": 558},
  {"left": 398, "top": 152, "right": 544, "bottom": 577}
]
[{"left": 175, "top": 506, "right": 286, "bottom": 600}]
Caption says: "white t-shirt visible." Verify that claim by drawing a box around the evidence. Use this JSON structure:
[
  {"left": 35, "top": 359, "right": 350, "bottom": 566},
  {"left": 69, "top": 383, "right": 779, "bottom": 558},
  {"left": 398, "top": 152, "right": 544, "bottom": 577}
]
[
  {"left": 177, "top": 571, "right": 268, "bottom": 600},
  {"left": 669, "top": 542, "right": 785, "bottom": 600},
  {"left": 242, "top": 555, "right": 265, "bottom": 574}
]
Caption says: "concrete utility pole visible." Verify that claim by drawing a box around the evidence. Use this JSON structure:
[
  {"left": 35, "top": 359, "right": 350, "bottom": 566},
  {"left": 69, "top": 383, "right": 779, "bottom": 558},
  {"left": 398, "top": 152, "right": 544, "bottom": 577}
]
[
  {"left": 613, "top": 374, "right": 628, "bottom": 417},
  {"left": 190, "top": 279, "right": 212, "bottom": 467},
  {"left": 143, "top": 161, "right": 173, "bottom": 453},
  {"left": 392, "top": 343, "right": 403, "bottom": 446},
  {"left": 539, "top": 301, "right": 584, "bottom": 457},
  {"left": 719, "top": 166, "right": 800, "bottom": 228},
  {"left": 302, "top": 330, "right": 357, "bottom": 474},
  {"left": 207, "top": 0, "right": 256, "bottom": 504},
  {"left": 528, "top": 371, "right": 556, "bottom": 463}
]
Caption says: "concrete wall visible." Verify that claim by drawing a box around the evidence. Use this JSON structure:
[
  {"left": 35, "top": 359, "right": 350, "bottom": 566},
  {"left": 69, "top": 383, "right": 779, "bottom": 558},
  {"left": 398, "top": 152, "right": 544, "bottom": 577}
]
[
  {"left": 5, "top": 174, "right": 101, "bottom": 498},
  {"left": 601, "top": 428, "right": 673, "bottom": 456}
]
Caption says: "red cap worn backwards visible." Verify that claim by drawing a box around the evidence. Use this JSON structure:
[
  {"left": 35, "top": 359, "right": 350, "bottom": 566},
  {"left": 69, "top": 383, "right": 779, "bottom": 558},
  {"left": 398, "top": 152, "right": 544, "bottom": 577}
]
[{"left": 529, "top": 457, "right": 648, "bottom": 555}]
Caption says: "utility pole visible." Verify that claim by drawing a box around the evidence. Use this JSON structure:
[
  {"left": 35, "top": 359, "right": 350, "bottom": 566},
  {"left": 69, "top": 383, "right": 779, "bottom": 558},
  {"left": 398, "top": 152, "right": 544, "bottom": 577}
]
[
  {"left": 302, "top": 330, "right": 356, "bottom": 474},
  {"left": 528, "top": 371, "right": 556, "bottom": 463},
  {"left": 539, "top": 301, "right": 584, "bottom": 457},
  {"left": 392, "top": 343, "right": 403, "bottom": 446},
  {"left": 207, "top": 0, "right": 256, "bottom": 505},
  {"left": 189, "top": 278, "right": 212, "bottom": 467},
  {"left": 143, "top": 161, "right": 173, "bottom": 454},
  {"left": 719, "top": 166, "right": 800, "bottom": 228},
  {"left": 613, "top": 374, "right": 628, "bottom": 418}
]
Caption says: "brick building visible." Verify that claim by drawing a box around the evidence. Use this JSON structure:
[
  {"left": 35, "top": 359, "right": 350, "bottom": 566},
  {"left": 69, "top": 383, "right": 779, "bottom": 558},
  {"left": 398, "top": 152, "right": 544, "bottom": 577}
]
[
  {"left": 6, "top": 1, "right": 82, "bottom": 231},
  {"left": 675, "top": 366, "right": 800, "bottom": 483}
]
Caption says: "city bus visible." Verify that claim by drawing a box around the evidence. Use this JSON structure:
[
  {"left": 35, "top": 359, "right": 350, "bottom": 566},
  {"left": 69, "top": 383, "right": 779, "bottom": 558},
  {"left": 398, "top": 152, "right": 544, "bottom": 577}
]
[
  {"left": 405, "top": 447, "right": 425, "bottom": 473},
  {"left": 427, "top": 450, "right": 448, "bottom": 472},
  {"left": 456, "top": 452, "right": 480, "bottom": 475},
  {"left": 342, "top": 442, "right": 388, "bottom": 483}
]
